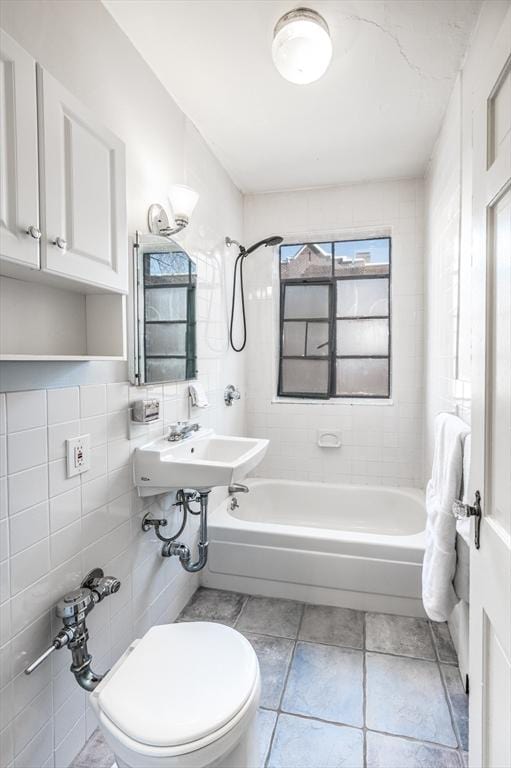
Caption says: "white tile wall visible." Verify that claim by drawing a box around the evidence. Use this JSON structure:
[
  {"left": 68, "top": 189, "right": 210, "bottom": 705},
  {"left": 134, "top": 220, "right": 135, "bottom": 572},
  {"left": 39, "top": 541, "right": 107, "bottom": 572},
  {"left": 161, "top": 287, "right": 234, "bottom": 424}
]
[
  {"left": 243, "top": 178, "right": 425, "bottom": 488},
  {"left": 0, "top": 379, "right": 243, "bottom": 768},
  {"left": 0, "top": 3, "right": 246, "bottom": 766}
]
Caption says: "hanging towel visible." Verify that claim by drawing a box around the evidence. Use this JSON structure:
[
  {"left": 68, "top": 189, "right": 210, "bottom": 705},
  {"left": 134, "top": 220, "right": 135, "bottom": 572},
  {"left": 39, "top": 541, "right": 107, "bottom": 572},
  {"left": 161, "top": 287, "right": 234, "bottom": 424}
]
[
  {"left": 454, "top": 432, "right": 471, "bottom": 603},
  {"left": 422, "top": 413, "right": 470, "bottom": 622},
  {"left": 189, "top": 381, "right": 209, "bottom": 408}
]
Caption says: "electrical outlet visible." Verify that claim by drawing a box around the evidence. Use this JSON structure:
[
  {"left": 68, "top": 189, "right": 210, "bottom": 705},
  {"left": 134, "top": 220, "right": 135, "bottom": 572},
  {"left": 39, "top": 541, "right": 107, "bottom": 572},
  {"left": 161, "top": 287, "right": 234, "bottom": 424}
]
[{"left": 66, "top": 434, "right": 90, "bottom": 478}]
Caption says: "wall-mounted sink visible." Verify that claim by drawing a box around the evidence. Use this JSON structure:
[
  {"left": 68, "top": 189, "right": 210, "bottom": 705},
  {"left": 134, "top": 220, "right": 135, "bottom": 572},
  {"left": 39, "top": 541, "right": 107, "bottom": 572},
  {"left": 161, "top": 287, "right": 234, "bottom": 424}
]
[{"left": 134, "top": 428, "right": 269, "bottom": 495}]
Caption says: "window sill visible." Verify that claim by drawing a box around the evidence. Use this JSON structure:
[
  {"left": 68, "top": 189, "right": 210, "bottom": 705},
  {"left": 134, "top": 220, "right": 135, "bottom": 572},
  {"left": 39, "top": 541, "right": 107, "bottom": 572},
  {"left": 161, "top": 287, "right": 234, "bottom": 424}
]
[{"left": 271, "top": 397, "right": 394, "bottom": 406}]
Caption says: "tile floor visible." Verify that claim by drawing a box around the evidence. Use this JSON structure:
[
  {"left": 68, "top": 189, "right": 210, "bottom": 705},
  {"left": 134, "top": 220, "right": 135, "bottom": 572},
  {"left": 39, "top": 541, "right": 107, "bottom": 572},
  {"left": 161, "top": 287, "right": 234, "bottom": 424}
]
[{"left": 72, "top": 588, "right": 468, "bottom": 768}]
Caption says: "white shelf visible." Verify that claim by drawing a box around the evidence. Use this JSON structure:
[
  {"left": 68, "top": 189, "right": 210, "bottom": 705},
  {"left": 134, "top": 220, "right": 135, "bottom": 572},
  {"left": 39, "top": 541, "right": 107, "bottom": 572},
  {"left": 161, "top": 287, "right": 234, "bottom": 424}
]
[{"left": 0, "top": 276, "right": 126, "bottom": 360}]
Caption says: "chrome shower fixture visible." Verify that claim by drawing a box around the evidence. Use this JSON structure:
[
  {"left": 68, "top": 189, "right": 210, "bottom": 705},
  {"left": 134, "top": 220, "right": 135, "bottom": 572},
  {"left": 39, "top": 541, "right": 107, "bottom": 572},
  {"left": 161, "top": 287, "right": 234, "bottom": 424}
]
[{"left": 226, "top": 233, "right": 283, "bottom": 351}]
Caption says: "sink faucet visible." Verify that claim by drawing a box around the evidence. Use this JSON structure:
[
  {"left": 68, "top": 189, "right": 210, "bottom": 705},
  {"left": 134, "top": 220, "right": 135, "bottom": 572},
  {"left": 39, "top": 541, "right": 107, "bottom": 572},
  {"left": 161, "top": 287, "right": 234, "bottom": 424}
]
[{"left": 167, "top": 421, "right": 200, "bottom": 442}]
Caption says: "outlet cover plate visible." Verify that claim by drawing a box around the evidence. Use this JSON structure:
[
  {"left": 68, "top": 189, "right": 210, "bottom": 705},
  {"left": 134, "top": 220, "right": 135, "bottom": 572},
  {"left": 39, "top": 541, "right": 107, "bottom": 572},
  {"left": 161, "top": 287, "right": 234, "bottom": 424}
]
[{"left": 66, "top": 434, "right": 90, "bottom": 478}]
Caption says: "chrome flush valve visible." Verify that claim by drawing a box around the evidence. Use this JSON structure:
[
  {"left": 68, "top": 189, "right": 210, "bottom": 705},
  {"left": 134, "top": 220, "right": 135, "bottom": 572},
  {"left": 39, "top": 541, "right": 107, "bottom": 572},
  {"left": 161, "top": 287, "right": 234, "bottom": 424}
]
[{"left": 24, "top": 568, "right": 121, "bottom": 691}]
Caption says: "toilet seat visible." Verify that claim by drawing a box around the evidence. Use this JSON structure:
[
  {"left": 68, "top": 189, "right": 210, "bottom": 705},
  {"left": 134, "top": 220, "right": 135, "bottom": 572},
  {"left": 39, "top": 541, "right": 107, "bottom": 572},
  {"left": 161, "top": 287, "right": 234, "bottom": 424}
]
[{"left": 91, "top": 622, "right": 259, "bottom": 755}]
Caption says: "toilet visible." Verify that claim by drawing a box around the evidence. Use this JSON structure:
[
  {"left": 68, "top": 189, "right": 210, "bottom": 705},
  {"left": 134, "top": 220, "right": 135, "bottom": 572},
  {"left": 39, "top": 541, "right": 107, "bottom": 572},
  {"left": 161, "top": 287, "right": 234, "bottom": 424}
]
[{"left": 90, "top": 622, "right": 261, "bottom": 768}]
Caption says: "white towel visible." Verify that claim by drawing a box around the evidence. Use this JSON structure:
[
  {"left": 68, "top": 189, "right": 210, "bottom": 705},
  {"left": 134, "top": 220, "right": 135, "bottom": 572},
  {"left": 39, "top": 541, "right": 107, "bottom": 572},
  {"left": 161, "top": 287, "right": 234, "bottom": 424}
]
[
  {"left": 457, "top": 433, "right": 471, "bottom": 546},
  {"left": 189, "top": 381, "right": 209, "bottom": 408},
  {"left": 422, "top": 413, "right": 470, "bottom": 622}
]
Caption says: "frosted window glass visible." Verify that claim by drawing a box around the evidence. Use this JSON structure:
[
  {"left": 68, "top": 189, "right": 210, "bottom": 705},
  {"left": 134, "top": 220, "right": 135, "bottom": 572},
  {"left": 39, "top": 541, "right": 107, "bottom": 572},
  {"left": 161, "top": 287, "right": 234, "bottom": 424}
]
[
  {"left": 146, "top": 323, "right": 187, "bottom": 356},
  {"left": 281, "top": 243, "right": 332, "bottom": 278},
  {"left": 337, "top": 319, "right": 389, "bottom": 356},
  {"left": 336, "top": 358, "right": 389, "bottom": 396},
  {"left": 146, "top": 358, "right": 186, "bottom": 382},
  {"left": 337, "top": 278, "right": 388, "bottom": 317},
  {"left": 306, "top": 322, "right": 329, "bottom": 356},
  {"left": 281, "top": 359, "right": 329, "bottom": 394},
  {"left": 282, "top": 322, "right": 306, "bottom": 356},
  {"left": 284, "top": 285, "right": 329, "bottom": 319},
  {"left": 145, "top": 287, "right": 188, "bottom": 321}
]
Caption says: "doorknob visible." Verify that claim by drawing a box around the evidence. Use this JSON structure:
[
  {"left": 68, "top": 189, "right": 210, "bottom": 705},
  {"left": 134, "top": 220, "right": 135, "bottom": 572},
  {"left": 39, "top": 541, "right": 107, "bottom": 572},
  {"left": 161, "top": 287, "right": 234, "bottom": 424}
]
[
  {"left": 54, "top": 237, "right": 67, "bottom": 250},
  {"left": 452, "top": 490, "right": 481, "bottom": 549}
]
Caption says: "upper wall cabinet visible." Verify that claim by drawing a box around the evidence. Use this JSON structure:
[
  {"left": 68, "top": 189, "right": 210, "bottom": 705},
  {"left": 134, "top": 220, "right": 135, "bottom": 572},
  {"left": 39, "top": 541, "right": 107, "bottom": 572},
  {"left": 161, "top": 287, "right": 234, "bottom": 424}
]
[
  {"left": 0, "top": 31, "right": 40, "bottom": 268},
  {"left": 0, "top": 30, "right": 127, "bottom": 294},
  {"left": 37, "top": 66, "right": 127, "bottom": 293}
]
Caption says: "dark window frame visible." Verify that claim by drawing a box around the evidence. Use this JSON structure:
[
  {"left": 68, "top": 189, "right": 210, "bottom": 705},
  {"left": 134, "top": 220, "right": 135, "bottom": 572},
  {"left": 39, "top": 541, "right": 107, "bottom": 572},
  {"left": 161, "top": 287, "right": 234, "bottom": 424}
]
[{"left": 278, "top": 237, "right": 392, "bottom": 399}]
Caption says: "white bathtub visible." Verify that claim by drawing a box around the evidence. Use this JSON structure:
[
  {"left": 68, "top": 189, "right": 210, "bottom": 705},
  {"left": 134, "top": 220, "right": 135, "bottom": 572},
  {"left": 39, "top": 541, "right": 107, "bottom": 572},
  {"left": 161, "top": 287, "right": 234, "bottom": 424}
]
[{"left": 203, "top": 478, "right": 427, "bottom": 617}]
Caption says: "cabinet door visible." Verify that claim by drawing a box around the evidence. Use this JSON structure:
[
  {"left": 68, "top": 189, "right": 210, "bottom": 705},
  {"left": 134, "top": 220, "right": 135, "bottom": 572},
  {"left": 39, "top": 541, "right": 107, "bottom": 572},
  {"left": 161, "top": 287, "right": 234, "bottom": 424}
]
[
  {"left": 37, "top": 66, "right": 127, "bottom": 293},
  {"left": 0, "top": 31, "right": 40, "bottom": 268}
]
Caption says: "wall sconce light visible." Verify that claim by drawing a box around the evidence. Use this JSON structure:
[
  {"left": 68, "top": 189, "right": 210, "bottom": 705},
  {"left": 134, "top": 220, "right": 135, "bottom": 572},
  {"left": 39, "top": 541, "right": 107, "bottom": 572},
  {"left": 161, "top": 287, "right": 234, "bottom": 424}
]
[{"left": 147, "top": 184, "right": 199, "bottom": 237}]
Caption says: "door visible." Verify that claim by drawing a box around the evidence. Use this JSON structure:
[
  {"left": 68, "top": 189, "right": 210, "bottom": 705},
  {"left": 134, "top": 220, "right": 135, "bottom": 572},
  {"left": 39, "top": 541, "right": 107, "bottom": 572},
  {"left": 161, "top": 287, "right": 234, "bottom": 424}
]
[
  {"left": 0, "top": 30, "right": 40, "bottom": 268},
  {"left": 37, "top": 66, "right": 127, "bottom": 293},
  {"left": 469, "top": 7, "right": 511, "bottom": 768}
]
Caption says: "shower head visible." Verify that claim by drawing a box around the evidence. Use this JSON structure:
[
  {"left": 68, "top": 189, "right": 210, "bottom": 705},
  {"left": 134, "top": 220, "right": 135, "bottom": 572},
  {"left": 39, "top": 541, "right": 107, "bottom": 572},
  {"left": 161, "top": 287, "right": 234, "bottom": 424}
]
[
  {"left": 245, "top": 236, "right": 283, "bottom": 255},
  {"left": 225, "top": 235, "right": 283, "bottom": 256}
]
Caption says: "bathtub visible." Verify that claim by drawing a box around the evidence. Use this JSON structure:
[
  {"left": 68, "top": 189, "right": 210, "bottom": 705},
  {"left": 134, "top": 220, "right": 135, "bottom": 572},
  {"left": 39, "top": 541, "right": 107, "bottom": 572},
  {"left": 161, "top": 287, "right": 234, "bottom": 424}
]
[{"left": 203, "top": 478, "right": 427, "bottom": 617}]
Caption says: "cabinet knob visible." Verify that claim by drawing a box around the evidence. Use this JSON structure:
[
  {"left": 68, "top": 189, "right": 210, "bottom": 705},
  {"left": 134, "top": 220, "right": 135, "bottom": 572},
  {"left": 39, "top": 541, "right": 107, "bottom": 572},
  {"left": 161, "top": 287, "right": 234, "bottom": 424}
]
[
  {"left": 26, "top": 225, "right": 41, "bottom": 240},
  {"left": 54, "top": 237, "right": 67, "bottom": 250}
]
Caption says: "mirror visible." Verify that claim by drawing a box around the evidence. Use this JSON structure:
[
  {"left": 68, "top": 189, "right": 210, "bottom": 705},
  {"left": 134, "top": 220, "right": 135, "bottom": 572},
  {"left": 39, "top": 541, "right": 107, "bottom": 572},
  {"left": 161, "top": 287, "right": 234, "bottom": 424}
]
[{"left": 132, "top": 232, "right": 197, "bottom": 385}]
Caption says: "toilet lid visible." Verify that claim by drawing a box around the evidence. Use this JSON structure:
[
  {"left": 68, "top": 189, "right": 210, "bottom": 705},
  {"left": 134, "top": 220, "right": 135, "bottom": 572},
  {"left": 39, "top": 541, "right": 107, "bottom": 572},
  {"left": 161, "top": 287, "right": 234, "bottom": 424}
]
[{"left": 96, "top": 622, "right": 259, "bottom": 748}]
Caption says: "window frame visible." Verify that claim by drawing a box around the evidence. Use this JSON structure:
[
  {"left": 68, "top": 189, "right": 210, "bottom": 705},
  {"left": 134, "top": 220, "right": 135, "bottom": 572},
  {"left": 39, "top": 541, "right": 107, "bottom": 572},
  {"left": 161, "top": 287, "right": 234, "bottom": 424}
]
[{"left": 278, "top": 236, "right": 392, "bottom": 400}]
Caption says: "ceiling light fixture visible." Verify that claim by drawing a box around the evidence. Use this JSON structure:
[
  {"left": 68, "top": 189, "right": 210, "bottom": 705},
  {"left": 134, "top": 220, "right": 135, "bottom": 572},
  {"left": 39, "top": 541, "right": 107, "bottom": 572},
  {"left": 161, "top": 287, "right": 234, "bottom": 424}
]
[
  {"left": 148, "top": 184, "right": 199, "bottom": 237},
  {"left": 272, "top": 7, "right": 332, "bottom": 85}
]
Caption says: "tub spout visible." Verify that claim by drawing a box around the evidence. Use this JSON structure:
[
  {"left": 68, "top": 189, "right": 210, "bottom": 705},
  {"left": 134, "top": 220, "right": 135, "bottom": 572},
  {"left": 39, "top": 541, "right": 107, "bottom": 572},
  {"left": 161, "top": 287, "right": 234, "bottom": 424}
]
[{"left": 228, "top": 483, "right": 249, "bottom": 494}]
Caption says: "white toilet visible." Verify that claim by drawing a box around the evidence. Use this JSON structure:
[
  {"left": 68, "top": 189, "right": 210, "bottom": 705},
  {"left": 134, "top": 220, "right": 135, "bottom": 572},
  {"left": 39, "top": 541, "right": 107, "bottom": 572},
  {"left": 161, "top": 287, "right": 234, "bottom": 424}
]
[{"left": 90, "top": 622, "right": 261, "bottom": 768}]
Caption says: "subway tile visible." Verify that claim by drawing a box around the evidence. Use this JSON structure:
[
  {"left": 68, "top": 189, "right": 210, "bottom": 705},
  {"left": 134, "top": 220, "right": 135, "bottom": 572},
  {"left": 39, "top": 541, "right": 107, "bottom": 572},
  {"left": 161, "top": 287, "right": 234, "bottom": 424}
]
[
  {"left": 47, "top": 388, "right": 80, "bottom": 426},
  {"left": 0, "top": 722, "right": 14, "bottom": 768},
  {"left": 54, "top": 687, "right": 86, "bottom": 747},
  {"left": 0, "top": 396, "right": 6, "bottom": 436},
  {"left": 49, "top": 488, "right": 82, "bottom": 533},
  {"left": 10, "top": 540, "right": 50, "bottom": 596},
  {"left": 54, "top": 715, "right": 86, "bottom": 768},
  {"left": 14, "top": 719, "right": 53, "bottom": 768},
  {"left": 0, "top": 561, "right": 10, "bottom": 604},
  {"left": 79, "top": 386, "right": 106, "bottom": 419},
  {"left": 106, "top": 383, "right": 129, "bottom": 414},
  {"left": 6, "top": 391, "right": 46, "bottom": 434},
  {"left": 13, "top": 683, "right": 52, "bottom": 755},
  {"left": 7, "top": 428, "right": 47, "bottom": 475},
  {"left": 107, "top": 439, "right": 130, "bottom": 472},
  {"left": 0, "top": 477, "right": 7, "bottom": 518},
  {"left": 0, "top": 437, "right": 6, "bottom": 478},
  {"left": 79, "top": 416, "right": 107, "bottom": 448},
  {"left": 0, "top": 518, "right": 8, "bottom": 562},
  {"left": 81, "top": 476, "right": 108, "bottom": 517},
  {"left": 48, "top": 421, "right": 80, "bottom": 462},
  {"left": 106, "top": 410, "right": 127, "bottom": 441},
  {"left": 8, "top": 465, "right": 48, "bottom": 516},
  {"left": 50, "top": 521, "right": 82, "bottom": 568},
  {"left": 49, "top": 459, "right": 80, "bottom": 499},
  {"left": 84, "top": 445, "right": 107, "bottom": 483},
  {"left": 9, "top": 502, "right": 49, "bottom": 556}
]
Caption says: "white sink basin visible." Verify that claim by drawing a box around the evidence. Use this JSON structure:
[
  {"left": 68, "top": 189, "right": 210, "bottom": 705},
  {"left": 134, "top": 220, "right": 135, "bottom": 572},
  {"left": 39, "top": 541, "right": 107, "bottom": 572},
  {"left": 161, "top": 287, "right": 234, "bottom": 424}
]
[{"left": 134, "top": 428, "right": 269, "bottom": 495}]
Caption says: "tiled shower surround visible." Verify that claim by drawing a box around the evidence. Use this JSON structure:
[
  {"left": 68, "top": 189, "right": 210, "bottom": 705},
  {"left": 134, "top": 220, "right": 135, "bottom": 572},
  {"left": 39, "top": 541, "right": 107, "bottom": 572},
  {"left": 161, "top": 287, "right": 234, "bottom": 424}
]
[
  {"left": 0, "top": 382, "right": 219, "bottom": 767},
  {"left": 72, "top": 589, "right": 469, "bottom": 768},
  {"left": 243, "top": 178, "right": 425, "bottom": 489}
]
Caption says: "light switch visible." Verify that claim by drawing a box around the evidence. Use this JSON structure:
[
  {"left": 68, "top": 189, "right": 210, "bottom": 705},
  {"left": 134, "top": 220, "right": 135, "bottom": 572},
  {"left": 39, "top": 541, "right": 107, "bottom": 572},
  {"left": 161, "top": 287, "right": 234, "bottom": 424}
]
[{"left": 66, "top": 434, "right": 90, "bottom": 478}]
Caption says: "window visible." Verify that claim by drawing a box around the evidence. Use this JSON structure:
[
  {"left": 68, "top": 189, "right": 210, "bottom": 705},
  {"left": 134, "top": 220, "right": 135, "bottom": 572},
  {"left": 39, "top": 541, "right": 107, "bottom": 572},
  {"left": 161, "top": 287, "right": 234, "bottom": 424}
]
[{"left": 278, "top": 237, "right": 391, "bottom": 398}]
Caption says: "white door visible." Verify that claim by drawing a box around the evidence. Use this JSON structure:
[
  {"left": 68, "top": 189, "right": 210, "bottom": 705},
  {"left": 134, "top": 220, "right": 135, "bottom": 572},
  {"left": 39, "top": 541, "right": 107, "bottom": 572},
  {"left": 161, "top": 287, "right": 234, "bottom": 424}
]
[
  {"left": 469, "top": 7, "right": 511, "bottom": 768},
  {"left": 37, "top": 66, "right": 127, "bottom": 293},
  {"left": 0, "top": 30, "right": 40, "bottom": 268}
]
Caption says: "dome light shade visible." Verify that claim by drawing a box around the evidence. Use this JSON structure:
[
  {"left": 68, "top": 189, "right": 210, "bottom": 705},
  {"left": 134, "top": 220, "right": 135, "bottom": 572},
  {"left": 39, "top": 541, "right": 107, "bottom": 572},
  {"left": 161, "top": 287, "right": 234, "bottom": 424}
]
[{"left": 272, "top": 8, "right": 332, "bottom": 85}]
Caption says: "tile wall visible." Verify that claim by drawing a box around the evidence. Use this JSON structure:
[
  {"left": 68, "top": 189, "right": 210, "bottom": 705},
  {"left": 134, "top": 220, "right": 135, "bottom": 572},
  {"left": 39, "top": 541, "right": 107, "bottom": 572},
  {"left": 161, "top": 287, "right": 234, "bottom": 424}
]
[{"left": 243, "top": 178, "right": 425, "bottom": 488}]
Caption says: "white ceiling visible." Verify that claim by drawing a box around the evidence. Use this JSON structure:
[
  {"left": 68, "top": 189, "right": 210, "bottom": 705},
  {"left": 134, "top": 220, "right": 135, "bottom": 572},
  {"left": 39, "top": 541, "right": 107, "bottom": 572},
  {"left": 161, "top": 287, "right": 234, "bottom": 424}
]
[{"left": 104, "top": 0, "right": 481, "bottom": 194}]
